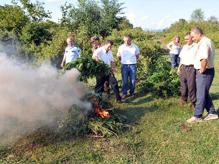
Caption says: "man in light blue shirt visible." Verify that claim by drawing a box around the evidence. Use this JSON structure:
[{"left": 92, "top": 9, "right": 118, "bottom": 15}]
[{"left": 61, "top": 36, "right": 81, "bottom": 68}]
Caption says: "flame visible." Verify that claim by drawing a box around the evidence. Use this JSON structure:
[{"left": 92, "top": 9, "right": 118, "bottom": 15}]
[
  {"left": 90, "top": 95, "right": 111, "bottom": 119},
  {"left": 95, "top": 107, "right": 110, "bottom": 119}
]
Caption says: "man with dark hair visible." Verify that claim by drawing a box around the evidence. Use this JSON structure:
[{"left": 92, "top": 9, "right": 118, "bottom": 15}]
[
  {"left": 117, "top": 34, "right": 140, "bottom": 99},
  {"left": 93, "top": 40, "right": 122, "bottom": 102},
  {"left": 187, "top": 27, "right": 218, "bottom": 123},
  {"left": 90, "top": 35, "right": 101, "bottom": 53},
  {"left": 178, "top": 32, "right": 197, "bottom": 108}
]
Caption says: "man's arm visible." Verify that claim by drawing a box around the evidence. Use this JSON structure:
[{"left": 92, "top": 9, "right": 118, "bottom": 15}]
[
  {"left": 92, "top": 50, "right": 100, "bottom": 62},
  {"left": 199, "top": 45, "right": 209, "bottom": 74},
  {"left": 199, "top": 59, "right": 208, "bottom": 74},
  {"left": 166, "top": 42, "right": 172, "bottom": 51},
  {"left": 60, "top": 54, "right": 66, "bottom": 68}
]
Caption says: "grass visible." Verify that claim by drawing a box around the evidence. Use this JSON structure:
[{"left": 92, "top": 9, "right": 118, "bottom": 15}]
[{"left": 1, "top": 51, "right": 219, "bottom": 163}]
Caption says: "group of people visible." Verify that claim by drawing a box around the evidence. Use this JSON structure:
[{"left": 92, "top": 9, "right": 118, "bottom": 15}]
[
  {"left": 91, "top": 34, "right": 140, "bottom": 103},
  {"left": 167, "top": 27, "right": 218, "bottom": 123},
  {"left": 61, "top": 34, "right": 140, "bottom": 103},
  {"left": 61, "top": 26, "right": 218, "bottom": 123}
]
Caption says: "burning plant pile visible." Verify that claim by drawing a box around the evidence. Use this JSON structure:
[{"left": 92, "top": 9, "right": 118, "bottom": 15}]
[{"left": 57, "top": 94, "right": 129, "bottom": 138}]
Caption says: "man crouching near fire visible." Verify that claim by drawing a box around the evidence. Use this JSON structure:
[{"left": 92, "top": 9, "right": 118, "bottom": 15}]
[{"left": 92, "top": 40, "right": 122, "bottom": 103}]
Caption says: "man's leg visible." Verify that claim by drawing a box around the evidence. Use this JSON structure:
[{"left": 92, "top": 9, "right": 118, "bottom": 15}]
[
  {"left": 194, "top": 71, "right": 207, "bottom": 118},
  {"left": 186, "top": 67, "right": 196, "bottom": 106},
  {"left": 121, "top": 64, "right": 129, "bottom": 97},
  {"left": 95, "top": 75, "right": 107, "bottom": 95},
  {"left": 180, "top": 66, "right": 188, "bottom": 103},
  {"left": 204, "top": 69, "right": 216, "bottom": 114},
  {"left": 109, "top": 74, "right": 121, "bottom": 101},
  {"left": 129, "top": 64, "right": 137, "bottom": 96}
]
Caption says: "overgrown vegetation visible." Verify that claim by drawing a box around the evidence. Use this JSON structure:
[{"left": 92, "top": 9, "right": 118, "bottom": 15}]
[{"left": 1, "top": 0, "right": 219, "bottom": 162}]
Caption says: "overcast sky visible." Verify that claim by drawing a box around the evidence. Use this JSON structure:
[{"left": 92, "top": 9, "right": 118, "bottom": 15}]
[{"left": 1, "top": 0, "right": 219, "bottom": 30}]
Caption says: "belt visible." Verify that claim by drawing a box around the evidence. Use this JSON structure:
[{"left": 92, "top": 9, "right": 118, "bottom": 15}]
[{"left": 182, "top": 64, "right": 194, "bottom": 67}]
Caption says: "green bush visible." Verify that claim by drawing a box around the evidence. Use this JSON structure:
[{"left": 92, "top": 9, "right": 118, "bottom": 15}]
[
  {"left": 64, "top": 55, "right": 111, "bottom": 82},
  {"left": 143, "top": 57, "right": 180, "bottom": 98}
]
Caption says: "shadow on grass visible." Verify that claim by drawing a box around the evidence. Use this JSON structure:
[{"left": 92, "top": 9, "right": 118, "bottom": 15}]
[
  {"left": 211, "top": 92, "right": 219, "bottom": 101},
  {"left": 116, "top": 106, "right": 159, "bottom": 125}
]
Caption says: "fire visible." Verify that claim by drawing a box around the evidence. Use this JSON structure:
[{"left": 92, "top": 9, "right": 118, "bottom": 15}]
[
  {"left": 95, "top": 107, "right": 111, "bottom": 119},
  {"left": 89, "top": 95, "right": 111, "bottom": 119}
]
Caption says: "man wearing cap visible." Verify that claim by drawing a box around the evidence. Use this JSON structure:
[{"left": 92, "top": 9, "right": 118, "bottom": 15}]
[{"left": 187, "top": 27, "right": 218, "bottom": 123}]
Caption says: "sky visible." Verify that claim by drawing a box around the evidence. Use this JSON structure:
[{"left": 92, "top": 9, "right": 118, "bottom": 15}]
[{"left": 1, "top": 0, "right": 219, "bottom": 30}]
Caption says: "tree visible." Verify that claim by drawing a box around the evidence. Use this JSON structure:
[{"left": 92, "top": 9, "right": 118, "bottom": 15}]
[
  {"left": 12, "top": 0, "right": 51, "bottom": 22},
  {"left": 20, "top": 22, "right": 53, "bottom": 46},
  {"left": 0, "top": 5, "right": 28, "bottom": 36},
  {"left": 191, "top": 9, "right": 205, "bottom": 22},
  {"left": 208, "top": 16, "right": 218, "bottom": 23},
  {"left": 100, "top": 0, "right": 124, "bottom": 36},
  {"left": 60, "top": 0, "right": 125, "bottom": 38}
]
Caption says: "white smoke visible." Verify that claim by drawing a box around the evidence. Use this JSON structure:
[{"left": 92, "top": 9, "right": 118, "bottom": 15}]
[{"left": 0, "top": 52, "right": 90, "bottom": 144}]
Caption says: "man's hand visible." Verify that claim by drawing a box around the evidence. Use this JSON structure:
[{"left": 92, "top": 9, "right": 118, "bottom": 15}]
[
  {"left": 199, "top": 59, "right": 208, "bottom": 74},
  {"left": 177, "top": 64, "right": 182, "bottom": 75},
  {"left": 60, "top": 63, "right": 63, "bottom": 68}
]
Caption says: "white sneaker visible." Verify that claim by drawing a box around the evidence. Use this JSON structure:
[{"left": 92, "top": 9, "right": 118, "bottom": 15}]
[
  {"left": 186, "top": 116, "right": 203, "bottom": 123},
  {"left": 204, "top": 114, "right": 219, "bottom": 121}
]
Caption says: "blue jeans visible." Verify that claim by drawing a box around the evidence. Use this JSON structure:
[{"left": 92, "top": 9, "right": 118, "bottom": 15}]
[
  {"left": 121, "top": 64, "right": 137, "bottom": 96},
  {"left": 170, "top": 53, "right": 180, "bottom": 68},
  {"left": 194, "top": 68, "right": 216, "bottom": 118}
]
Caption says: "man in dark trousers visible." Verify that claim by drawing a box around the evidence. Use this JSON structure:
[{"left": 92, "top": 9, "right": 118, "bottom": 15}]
[
  {"left": 92, "top": 40, "right": 122, "bottom": 102},
  {"left": 187, "top": 27, "right": 218, "bottom": 123},
  {"left": 178, "top": 33, "right": 197, "bottom": 109}
]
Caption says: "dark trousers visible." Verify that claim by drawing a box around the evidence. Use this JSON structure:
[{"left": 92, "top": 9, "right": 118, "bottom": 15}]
[
  {"left": 170, "top": 53, "right": 180, "bottom": 68},
  {"left": 95, "top": 74, "right": 121, "bottom": 101},
  {"left": 180, "top": 65, "right": 196, "bottom": 104},
  {"left": 194, "top": 68, "right": 216, "bottom": 118}
]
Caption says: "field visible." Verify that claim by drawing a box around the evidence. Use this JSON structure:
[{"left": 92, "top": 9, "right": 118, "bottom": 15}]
[{"left": 0, "top": 50, "right": 219, "bottom": 163}]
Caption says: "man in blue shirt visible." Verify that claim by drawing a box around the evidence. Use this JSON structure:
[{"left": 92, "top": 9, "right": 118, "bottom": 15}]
[{"left": 60, "top": 36, "right": 81, "bottom": 68}]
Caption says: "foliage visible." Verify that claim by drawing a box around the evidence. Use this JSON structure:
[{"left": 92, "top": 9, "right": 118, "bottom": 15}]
[
  {"left": 142, "top": 57, "right": 180, "bottom": 98},
  {"left": 64, "top": 55, "right": 111, "bottom": 81},
  {"left": 0, "top": 5, "right": 28, "bottom": 36},
  {"left": 87, "top": 110, "right": 129, "bottom": 137},
  {"left": 20, "top": 22, "right": 53, "bottom": 46},
  {"left": 13, "top": 0, "right": 51, "bottom": 22},
  {"left": 61, "top": 0, "right": 125, "bottom": 37}
]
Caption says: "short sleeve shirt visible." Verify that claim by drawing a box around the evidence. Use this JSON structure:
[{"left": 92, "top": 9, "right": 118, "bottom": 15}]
[
  {"left": 93, "top": 47, "right": 113, "bottom": 66},
  {"left": 117, "top": 43, "right": 140, "bottom": 64},
  {"left": 179, "top": 43, "right": 197, "bottom": 65},
  {"left": 64, "top": 45, "right": 81, "bottom": 64},
  {"left": 194, "top": 36, "right": 215, "bottom": 69},
  {"left": 167, "top": 41, "right": 181, "bottom": 54}
]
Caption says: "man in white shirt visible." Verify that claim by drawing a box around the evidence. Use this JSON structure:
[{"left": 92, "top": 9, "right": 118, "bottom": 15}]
[
  {"left": 117, "top": 34, "right": 140, "bottom": 99},
  {"left": 178, "top": 33, "right": 197, "bottom": 108},
  {"left": 60, "top": 36, "right": 81, "bottom": 68},
  {"left": 93, "top": 40, "right": 122, "bottom": 102},
  {"left": 90, "top": 35, "right": 101, "bottom": 53},
  {"left": 187, "top": 27, "right": 218, "bottom": 123}
]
